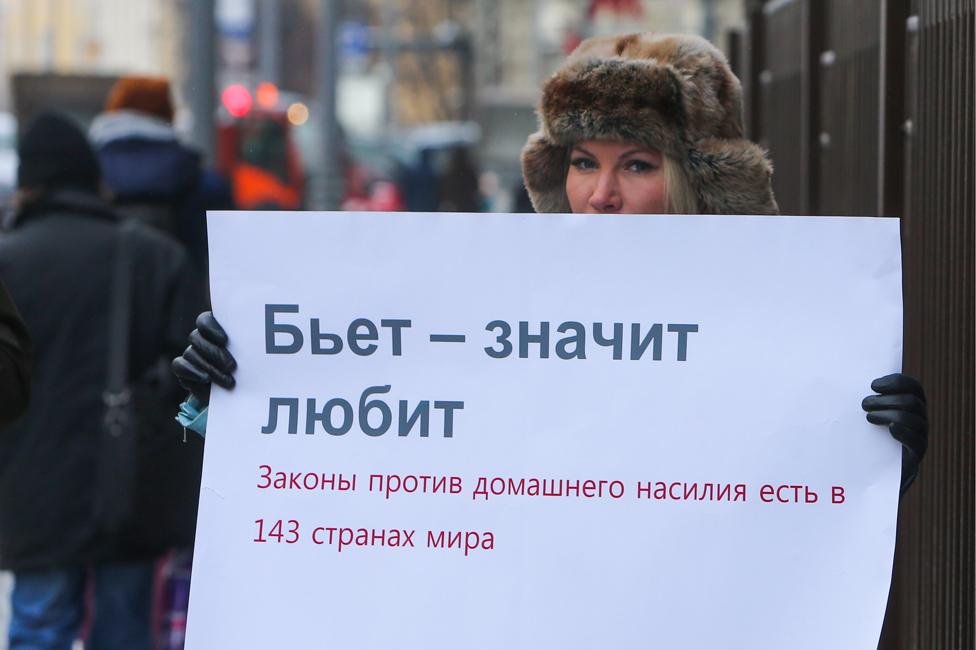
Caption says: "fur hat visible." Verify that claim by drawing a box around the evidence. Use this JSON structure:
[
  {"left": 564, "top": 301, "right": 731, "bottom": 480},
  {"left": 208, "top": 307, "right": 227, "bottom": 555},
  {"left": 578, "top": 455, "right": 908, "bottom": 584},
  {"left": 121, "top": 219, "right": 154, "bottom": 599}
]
[
  {"left": 521, "top": 32, "right": 778, "bottom": 214},
  {"left": 105, "top": 76, "right": 174, "bottom": 122}
]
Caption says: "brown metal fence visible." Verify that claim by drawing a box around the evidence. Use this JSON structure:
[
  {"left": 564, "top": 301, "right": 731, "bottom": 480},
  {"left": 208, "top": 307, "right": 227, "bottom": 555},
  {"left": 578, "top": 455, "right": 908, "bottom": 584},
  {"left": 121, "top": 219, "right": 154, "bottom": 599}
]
[
  {"left": 743, "top": 0, "right": 975, "bottom": 647},
  {"left": 756, "top": 0, "right": 819, "bottom": 213},
  {"left": 818, "top": 0, "right": 882, "bottom": 216}
]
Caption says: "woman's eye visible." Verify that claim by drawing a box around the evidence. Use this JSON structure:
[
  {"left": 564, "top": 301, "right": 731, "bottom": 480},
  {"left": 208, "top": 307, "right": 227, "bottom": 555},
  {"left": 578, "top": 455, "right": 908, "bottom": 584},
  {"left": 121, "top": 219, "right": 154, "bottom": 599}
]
[
  {"left": 570, "top": 157, "right": 597, "bottom": 170},
  {"left": 625, "top": 159, "right": 656, "bottom": 173}
]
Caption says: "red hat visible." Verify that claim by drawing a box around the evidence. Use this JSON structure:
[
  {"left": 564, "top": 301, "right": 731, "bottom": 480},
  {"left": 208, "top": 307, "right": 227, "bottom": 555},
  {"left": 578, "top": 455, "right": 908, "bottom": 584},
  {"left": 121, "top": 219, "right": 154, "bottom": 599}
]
[{"left": 105, "top": 76, "right": 174, "bottom": 122}]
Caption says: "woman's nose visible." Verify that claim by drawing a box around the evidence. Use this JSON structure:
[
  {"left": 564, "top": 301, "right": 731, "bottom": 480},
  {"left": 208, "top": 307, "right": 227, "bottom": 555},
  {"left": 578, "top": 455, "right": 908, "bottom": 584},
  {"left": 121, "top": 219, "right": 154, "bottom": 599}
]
[{"left": 588, "top": 171, "right": 621, "bottom": 212}]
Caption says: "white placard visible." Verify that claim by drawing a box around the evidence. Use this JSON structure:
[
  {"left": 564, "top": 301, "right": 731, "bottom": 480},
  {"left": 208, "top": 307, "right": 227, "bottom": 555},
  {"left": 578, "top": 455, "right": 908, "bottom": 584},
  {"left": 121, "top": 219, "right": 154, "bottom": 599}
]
[{"left": 187, "top": 211, "right": 903, "bottom": 650}]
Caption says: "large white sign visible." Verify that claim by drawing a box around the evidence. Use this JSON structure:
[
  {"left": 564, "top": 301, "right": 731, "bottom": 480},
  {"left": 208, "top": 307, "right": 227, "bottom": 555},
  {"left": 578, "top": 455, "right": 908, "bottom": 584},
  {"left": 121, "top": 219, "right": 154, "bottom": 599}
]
[{"left": 188, "top": 212, "right": 903, "bottom": 649}]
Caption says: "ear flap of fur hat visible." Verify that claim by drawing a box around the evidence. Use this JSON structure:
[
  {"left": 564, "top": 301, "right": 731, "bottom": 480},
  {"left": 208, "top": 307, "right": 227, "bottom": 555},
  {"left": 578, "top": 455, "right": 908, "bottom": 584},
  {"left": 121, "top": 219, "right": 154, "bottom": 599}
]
[
  {"left": 521, "top": 32, "right": 778, "bottom": 215},
  {"left": 687, "top": 138, "right": 778, "bottom": 215},
  {"left": 521, "top": 132, "right": 572, "bottom": 213}
]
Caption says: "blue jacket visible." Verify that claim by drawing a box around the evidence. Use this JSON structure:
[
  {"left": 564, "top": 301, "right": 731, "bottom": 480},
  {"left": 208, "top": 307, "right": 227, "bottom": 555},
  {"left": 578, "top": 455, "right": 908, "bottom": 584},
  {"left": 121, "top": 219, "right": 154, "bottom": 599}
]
[{"left": 91, "top": 110, "right": 234, "bottom": 273}]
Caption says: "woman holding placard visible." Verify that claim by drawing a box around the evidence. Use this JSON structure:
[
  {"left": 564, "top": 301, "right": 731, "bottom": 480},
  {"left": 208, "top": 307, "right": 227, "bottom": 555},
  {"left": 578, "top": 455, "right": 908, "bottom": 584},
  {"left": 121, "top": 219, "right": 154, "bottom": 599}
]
[{"left": 173, "top": 32, "right": 928, "bottom": 492}]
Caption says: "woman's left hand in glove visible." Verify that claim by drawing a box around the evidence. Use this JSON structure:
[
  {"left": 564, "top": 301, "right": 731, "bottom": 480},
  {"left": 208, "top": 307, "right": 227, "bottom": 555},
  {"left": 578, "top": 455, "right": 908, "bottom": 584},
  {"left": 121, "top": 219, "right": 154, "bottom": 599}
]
[{"left": 862, "top": 373, "right": 928, "bottom": 494}]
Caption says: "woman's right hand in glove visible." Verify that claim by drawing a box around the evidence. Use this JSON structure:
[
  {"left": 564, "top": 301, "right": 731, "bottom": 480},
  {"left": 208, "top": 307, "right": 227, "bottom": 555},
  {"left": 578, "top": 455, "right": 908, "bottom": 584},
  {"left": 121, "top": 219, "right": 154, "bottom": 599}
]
[{"left": 172, "top": 311, "right": 237, "bottom": 405}]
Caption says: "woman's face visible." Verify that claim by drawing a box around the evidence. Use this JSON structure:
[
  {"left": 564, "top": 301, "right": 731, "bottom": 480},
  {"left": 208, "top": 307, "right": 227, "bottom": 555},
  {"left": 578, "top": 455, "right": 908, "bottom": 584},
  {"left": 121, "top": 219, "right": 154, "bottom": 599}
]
[{"left": 564, "top": 139, "right": 668, "bottom": 214}]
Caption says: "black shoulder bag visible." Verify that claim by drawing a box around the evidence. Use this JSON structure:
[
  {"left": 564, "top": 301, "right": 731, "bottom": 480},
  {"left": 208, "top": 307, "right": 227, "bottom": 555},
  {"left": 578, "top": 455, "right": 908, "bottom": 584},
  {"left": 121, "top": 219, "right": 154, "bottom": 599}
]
[{"left": 95, "top": 220, "right": 139, "bottom": 537}]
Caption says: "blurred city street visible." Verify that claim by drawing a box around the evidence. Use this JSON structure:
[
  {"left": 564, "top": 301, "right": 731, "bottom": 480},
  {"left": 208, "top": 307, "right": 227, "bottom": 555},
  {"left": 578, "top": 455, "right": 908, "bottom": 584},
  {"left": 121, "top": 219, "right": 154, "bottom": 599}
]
[{"left": 0, "top": 0, "right": 749, "bottom": 217}]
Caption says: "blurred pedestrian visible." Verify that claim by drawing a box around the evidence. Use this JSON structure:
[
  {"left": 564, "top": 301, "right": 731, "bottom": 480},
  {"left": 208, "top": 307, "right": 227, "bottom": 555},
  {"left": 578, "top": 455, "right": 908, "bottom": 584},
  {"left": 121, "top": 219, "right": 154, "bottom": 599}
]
[
  {"left": 398, "top": 148, "right": 440, "bottom": 212},
  {"left": 90, "top": 75, "right": 234, "bottom": 275},
  {"left": 511, "top": 182, "right": 535, "bottom": 213},
  {"left": 0, "top": 110, "right": 202, "bottom": 650},
  {"left": 0, "top": 281, "right": 30, "bottom": 429},
  {"left": 439, "top": 147, "right": 481, "bottom": 212}
]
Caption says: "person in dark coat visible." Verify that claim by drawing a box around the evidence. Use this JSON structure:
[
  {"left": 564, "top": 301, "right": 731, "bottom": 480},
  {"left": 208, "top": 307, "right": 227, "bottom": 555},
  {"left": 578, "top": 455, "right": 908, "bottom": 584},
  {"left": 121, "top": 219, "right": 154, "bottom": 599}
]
[
  {"left": 0, "top": 281, "right": 30, "bottom": 428},
  {"left": 439, "top": 147, "right": 482, "bottom": 212},
  {"left": 0, "top": 110, "right": 203, "bottom": 650},
  {"left": 90, "top": 75, "right": 234, "bottom": 274},
  {"left": 398, "top": 147, "right": 441, "bottom": 212}
]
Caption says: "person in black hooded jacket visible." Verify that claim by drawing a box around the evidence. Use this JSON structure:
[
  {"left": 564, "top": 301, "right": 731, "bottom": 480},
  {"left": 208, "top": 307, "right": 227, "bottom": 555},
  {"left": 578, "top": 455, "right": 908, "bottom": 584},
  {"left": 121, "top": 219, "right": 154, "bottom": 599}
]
[
  {"left": 0, "top": 110, "right": 203, "bottom": 650},
  {"left": 0, "top": 281, "right": 30, "bottom": 429}
]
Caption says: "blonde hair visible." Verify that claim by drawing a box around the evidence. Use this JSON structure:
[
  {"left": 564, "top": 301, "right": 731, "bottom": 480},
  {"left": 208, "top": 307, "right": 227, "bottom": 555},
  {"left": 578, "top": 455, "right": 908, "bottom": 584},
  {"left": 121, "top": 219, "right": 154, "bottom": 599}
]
[{"left": 663, "top": 155, "right": 699, "bottom": 214}]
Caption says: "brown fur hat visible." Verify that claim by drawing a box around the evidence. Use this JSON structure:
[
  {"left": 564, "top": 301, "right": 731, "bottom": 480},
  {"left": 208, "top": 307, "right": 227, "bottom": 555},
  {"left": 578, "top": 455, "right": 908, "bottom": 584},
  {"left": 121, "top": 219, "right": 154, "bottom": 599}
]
[{"left": 521, "top": 32, "right": 778, "bottom": 214}]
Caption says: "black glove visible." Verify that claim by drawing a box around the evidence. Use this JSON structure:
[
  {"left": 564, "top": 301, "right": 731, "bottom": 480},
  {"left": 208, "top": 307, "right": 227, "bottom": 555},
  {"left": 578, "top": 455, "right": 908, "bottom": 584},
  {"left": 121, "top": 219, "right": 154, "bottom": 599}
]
[
  {"left": 862, "top": 373, "right": 928, "bottom": 494},
  {"left": 172, "top": 311, "right": 237, "bottom": 405}
]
